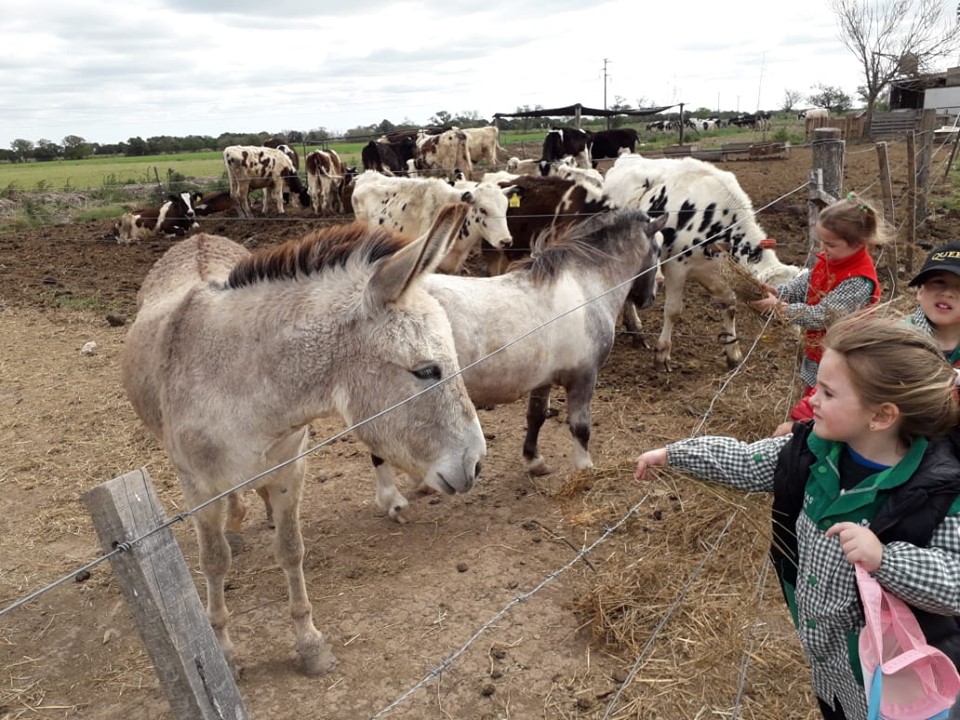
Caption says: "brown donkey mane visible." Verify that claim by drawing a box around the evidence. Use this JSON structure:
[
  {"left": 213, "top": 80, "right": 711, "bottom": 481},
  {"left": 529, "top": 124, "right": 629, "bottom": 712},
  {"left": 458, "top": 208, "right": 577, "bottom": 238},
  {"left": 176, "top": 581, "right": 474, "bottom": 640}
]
[
  {"left": 512, "top": 210, "right": 645, "bottom": 285},
  {"left": 226, "top": 221, "right": 408, "bottom": 289}
]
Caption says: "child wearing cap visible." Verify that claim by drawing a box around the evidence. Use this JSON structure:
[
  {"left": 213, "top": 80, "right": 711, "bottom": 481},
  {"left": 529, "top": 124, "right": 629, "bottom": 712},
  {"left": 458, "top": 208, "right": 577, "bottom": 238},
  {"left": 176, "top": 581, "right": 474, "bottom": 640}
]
[
  {"left": 751, "top": 193, "right": 892, "bottom": 436},
  {"left": 908, "top": 241, "right": 960, "bottom": 369}
]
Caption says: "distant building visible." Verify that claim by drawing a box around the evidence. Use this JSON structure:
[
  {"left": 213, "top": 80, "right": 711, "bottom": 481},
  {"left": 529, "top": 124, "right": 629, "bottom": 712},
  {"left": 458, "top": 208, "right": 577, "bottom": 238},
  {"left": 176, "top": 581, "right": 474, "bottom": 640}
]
[{"left": 889, "top": 66, "right": 960, "bottom": 115}]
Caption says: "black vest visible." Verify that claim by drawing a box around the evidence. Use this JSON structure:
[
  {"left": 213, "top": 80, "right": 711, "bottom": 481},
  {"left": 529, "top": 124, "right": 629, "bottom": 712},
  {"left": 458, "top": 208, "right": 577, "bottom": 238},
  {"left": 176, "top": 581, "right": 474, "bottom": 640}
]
[{"left": 770, "top": 421, "right": 960, "bottom": 667}]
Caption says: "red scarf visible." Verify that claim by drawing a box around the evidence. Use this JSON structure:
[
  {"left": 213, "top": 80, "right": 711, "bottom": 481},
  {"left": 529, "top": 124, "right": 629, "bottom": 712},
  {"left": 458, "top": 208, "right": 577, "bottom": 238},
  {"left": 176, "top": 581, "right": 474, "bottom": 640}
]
[{"left": 804, "top": 247, "right": 880, "bottom": 363}]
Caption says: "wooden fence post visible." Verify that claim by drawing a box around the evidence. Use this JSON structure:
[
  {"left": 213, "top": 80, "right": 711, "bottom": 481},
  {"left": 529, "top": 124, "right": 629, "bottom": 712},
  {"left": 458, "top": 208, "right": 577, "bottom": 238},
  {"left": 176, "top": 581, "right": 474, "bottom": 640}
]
[
  {"left": 807, "top": 128, "right": 844, "bottom": 266},
  {"left": 907, "top": 132, "right": 918, "bottom": 274},
  {"left": 83, "top": 469, "right": 248, "bottom": 720},
  {"left": 917, "top": 109, "right": 937, "bottom": 227}
]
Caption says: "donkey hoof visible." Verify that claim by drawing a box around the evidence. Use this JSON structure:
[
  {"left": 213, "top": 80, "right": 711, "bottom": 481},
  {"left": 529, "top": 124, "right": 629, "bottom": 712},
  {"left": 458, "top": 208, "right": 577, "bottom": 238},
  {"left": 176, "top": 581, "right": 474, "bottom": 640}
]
[
  {"left": 300, "top": 637, "right": 338, "bottom": 677},
  {"left": 526, "top": 458, "right": 552, "bottom": 476},
  {"left": 389, "top": 504, "right": 415, "bottom": 524},
  {"left": 225, "top": 532, "right": 245, "bottom": 555}
]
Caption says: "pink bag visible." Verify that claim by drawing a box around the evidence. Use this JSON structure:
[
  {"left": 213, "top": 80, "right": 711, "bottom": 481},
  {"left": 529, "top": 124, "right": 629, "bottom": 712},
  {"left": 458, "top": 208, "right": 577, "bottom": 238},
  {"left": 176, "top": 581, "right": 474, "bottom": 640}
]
[{"left": 855, "top": 563, "right": 960, "bottom": 720}]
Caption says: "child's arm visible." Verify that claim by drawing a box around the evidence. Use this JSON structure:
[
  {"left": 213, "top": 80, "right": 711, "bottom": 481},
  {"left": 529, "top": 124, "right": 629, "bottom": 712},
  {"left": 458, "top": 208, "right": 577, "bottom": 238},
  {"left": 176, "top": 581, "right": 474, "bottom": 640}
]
[
  {"left": 870, "top": 512, "right": 960, "bottom": 615},
  {"left": 636, "top": 435, "right": 790, "bottom": 492},
  {"left": 783, "top": 277, "right": 874, "bottom": 329}
]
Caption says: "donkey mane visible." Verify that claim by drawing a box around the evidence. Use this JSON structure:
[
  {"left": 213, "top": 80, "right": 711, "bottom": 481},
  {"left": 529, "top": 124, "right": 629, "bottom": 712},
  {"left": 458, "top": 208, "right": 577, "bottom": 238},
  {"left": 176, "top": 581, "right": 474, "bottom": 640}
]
[
  {"left": 226, "top": 221, "right": 407, "bottom": 289},
  {"left": 514, "top": 209, "right": 651, "bottom": 284}
]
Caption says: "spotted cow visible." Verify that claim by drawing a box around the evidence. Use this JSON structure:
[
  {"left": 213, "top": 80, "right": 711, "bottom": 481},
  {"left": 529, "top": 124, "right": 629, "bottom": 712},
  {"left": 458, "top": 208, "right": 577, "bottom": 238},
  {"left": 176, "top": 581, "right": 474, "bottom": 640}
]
[
  {"left": 350, "top": 172, "right": 515, "bottom": 274},
  {"left": 603, "top": 153, "right": 799, "bottom": 371},
  {"left": 305, "top": 149, "right": 347, "bottom": 216},
  {"left": 115, "top": 192, "right": 199, "bottom": 244},
  {"left": 416, "top": 128, "right": 473, "bottom": 176},
  {"left": 192, "top": 190, "right": 234, "bottom": 216},
  {"left": 223, "top": 145, "right": 307, "bottom": 217}
]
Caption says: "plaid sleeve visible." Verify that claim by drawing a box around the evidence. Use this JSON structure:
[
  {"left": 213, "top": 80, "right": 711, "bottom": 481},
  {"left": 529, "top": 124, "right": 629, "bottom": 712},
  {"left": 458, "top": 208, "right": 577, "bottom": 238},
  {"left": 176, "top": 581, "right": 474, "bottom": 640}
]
[
  {"left": 873, "top": 513, "right": 960, "bottom": 615},
  {"left": 666, "top": 435, "right": 790, "bottom": 492},
  {"left": 776, "top": 268, "right": 810, "bottom": 303},
  {"left": 783, "top": 276, "right": 874, "bottom": 329}
]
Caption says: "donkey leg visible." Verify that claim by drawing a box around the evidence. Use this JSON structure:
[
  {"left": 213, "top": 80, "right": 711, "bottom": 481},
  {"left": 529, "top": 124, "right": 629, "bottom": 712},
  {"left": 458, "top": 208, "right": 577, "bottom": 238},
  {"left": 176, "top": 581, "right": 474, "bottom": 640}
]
[
  {"left": 191, "top": 501, "right": 239, "bottom": 676},
  {"left": 265, "top": 464, "right": 337, "bottom": 676},
  {"left": 225, "top": 492, "right": 247, "bottom": 554},
  {"left": 371, "top": 454, "right": 412, "bottom": 524},
  {"left": 523, "top": 385, "right": 552, "bottom": 476},
  {"left": 565, "top": 377, "right": 596, "bottom": 469}
]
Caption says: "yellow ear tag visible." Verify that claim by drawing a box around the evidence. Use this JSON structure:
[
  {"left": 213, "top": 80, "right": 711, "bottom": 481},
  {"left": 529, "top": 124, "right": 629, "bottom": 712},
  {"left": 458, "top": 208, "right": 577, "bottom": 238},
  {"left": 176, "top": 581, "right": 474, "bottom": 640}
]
[{"left": 509, "top": 194, "right": 520, "bottom": 208}]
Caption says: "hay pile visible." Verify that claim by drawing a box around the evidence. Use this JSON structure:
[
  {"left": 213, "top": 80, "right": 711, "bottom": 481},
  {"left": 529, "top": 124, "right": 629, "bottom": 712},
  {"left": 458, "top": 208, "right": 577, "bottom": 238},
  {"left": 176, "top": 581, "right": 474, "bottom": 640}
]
[{"left": 555, "top": 463, "right": 819, "bottom": 719}]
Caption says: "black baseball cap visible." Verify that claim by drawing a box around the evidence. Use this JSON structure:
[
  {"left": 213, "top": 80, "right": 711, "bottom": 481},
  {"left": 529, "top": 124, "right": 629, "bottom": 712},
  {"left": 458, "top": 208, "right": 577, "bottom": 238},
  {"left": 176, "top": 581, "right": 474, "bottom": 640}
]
[{"left": 909, "top": 241, "right": 960, "bottom": 287}]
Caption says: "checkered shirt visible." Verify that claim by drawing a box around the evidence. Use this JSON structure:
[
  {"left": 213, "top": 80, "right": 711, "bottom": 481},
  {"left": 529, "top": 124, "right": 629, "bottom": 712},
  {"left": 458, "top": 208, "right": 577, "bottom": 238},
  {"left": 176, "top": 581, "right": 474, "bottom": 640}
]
[
  {"left": 666, "top": 434, "right": 960, "bottom": 718},
  {"left": 776, "top": 270, "right": 876, "bottom": 387}
]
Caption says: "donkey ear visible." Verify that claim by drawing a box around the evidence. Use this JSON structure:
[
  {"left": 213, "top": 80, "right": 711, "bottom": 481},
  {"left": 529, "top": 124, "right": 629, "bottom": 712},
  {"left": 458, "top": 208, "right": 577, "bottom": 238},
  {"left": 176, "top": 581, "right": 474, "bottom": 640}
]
[{"left": 366, "top": 202, "right": 469, "bottom": 306}]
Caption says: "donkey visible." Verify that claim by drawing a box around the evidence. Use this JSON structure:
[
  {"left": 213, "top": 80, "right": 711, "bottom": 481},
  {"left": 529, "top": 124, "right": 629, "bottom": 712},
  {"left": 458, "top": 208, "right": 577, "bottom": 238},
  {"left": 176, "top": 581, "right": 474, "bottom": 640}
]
[
  {"left": 371, "top": 208, "right": 665, "bottom": 521},
  {"left": 120, "top": 203, "right": 486, "bottom": 677}
]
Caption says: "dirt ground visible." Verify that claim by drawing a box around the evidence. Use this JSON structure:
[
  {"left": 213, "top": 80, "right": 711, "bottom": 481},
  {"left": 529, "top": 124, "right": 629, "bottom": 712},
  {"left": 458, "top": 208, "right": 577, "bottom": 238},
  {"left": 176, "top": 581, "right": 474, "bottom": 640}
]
[{"left": 2, "top": 139, "right": 959, "bottom": 720}]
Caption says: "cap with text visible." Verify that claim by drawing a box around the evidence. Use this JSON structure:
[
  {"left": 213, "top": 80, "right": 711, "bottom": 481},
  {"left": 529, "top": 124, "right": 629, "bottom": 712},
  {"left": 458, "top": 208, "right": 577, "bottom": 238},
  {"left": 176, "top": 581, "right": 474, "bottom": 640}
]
[{"left": 909, "top": 241, "right": 960, "bottom": 287}]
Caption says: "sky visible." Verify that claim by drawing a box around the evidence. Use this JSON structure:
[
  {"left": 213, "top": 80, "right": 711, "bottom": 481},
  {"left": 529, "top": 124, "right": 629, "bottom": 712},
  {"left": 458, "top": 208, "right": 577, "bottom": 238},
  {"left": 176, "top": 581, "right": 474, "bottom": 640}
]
[{"left": 2, "top": 0, "right": 956, "bottom": 147}]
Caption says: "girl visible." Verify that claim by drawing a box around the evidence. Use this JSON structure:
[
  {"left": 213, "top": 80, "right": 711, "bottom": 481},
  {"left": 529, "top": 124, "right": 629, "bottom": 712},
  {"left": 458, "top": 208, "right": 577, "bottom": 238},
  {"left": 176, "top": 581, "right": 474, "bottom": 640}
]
[
  {"left": 752, "top": 193, "right": 892, "bottom": 436},
  {"left": 635, "top": 313, "right": 960, "bottom": 720}
]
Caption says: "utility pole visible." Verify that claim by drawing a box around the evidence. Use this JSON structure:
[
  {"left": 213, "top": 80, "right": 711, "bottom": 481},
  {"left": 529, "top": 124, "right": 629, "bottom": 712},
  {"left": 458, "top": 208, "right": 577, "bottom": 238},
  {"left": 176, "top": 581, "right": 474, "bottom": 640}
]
[{"left": 602, "top": 58, "right": 611, "bottom": 130}]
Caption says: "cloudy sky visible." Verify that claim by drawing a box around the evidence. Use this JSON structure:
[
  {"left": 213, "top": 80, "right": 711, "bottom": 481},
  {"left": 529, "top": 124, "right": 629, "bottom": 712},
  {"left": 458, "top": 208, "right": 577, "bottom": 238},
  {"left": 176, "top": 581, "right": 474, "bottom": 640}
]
[{"left": 2, "top": 0, "right": 956, "bottom": 147}]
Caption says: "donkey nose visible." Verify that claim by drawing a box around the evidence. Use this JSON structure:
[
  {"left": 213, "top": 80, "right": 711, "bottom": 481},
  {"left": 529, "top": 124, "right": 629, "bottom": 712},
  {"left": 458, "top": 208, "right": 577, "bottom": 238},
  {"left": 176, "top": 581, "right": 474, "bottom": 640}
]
[{"left": 474, "top": 460, "right": 482, "bottom": 479}]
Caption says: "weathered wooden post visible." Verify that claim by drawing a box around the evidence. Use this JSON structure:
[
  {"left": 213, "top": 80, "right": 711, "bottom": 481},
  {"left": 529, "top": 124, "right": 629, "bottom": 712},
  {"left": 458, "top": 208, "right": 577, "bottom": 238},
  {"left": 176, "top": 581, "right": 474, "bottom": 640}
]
[
  {"left": 907, "top": 132, "right": 918, "bottom": 274},
  {"left": 917, "top": 109, "right": 937, "bottom": 227},
  {"left": 812, "top": 127, "right": 844, "bottom": 199},
  {"left": 876, "top": 142, "right": 895, "bottom": 225},
  {"left": 807, "top": 128, "right": 844, "bottom": 266},
  {"left": 84, "top": 469, "right": 248, "bottom": 720}
]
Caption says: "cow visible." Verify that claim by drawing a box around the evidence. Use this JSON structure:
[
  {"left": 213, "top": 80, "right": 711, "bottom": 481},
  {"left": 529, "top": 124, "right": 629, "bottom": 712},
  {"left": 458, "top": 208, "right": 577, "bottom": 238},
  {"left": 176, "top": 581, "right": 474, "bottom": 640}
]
[
  {"left": 115, "top": 192, "right": 198, "bottom": 244},
  {"left": 223, "top": 145, "right": 308, "bottom": 217},
  {"left": 305, "top": 149, "right": 347, "bottom": 216},
  {"left": 192, "top": 190, "right": 234, "bottom": 216},
  {"left": 262, "top": 137, "right": 300, "bottom": 171},
  {"left": 416, "top": 128, "right": 473, "bottom": 176},
  {"left": 506, "top": 156, "right": 542, "bottom": 175},
  {"left": 538, "top": 162, "right": 604, "bottom": 201},
  {"left": 541, "top": 127, "right": 592, "bottom": 169},
  {"left": 603, "top": 153, "right": 799, "bottom": 372},
  {"left": 685, "top": 118, "right": 719, "bottom": 132},
  {"left": 350, "top": 172, "right": 515, "bottom": 274},
  {"left": 589, "top": 128, "right": 640, "bottom": 161},
  {"left": 646, "top": 119, "right": 676, "bottom": 132},
  {"left": 482, "top": 174, "right": 609, "bottom": 276},
  {"left": 361, "top": 137, "right": 416, "bottom": 175},
  {"left": 461, "top": 126, "right": 502, "bottom": 166},
  {"left": 798, "top": 108, "right": 828, "bottom": 120}
]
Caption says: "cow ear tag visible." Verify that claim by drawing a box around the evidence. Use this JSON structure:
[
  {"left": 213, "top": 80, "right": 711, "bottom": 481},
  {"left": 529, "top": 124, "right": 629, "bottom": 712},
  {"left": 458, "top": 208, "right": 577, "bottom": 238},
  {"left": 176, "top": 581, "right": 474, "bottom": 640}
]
[{"left": 509, "top": 194, "right": 521, "bottom": 208}]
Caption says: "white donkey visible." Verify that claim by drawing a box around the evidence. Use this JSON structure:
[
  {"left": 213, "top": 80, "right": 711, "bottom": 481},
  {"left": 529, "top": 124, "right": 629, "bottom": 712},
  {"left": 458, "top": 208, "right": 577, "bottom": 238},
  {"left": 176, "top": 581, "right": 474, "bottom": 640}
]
[
  {"left": 371, "top": 208, "right": 665, "bottom": 521},
  {"left": 121, "top": 203, "right": 486, "bottom": 677}
]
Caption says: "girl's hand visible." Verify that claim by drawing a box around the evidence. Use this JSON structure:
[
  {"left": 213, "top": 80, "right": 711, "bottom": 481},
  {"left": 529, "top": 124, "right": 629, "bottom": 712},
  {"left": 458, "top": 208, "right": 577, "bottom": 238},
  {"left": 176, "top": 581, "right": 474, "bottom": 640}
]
[
  {"left": 749, "top": 293, "right": 781, "bottom": 316},
  {"left": 825, "top": 522, "right": 884, "bottom": 572},
  {"left": 635, "top": 448, "right": 668, "bottom": 480}
]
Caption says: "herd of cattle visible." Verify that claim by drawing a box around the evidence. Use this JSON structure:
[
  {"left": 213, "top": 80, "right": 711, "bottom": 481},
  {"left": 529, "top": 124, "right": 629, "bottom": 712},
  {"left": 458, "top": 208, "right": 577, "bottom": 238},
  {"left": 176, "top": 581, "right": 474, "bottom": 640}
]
[{"left": 112, "top": 123, "right": 802, "bottom": 373}]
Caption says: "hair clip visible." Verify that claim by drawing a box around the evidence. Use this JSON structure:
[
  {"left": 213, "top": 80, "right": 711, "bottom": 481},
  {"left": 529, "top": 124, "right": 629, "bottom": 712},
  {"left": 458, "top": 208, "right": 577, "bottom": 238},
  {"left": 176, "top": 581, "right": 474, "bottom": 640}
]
[{"left": 846, "top": 192, "right": 869, "bottom": 213}]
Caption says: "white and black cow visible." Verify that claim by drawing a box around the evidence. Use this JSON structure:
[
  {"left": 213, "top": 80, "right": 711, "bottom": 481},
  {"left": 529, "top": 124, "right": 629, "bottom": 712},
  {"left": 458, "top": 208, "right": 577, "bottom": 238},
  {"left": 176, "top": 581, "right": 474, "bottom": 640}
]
[
  {"left": 603, "top": 153, "right": 799, "bottom": 371},
  {"left": 223, "top": 145, "right": 308, "bottom": 217},
  {"left": 262, "top": 137, "right": 300, "bottom": 171},
  {"left": 685, "top": 118, "right": 719, "bottom": 132},
  {"left": 416, "top": 128, "right": 473, "bottom": 176},
  {"left": 541, "top": 127, "right": 592, "bottom": 168},
  {"left": 361, "top": 137, "right": 417, "bottom": 175},
  {"left": 589, "top": 128, "right": 640, "bottom": 161},
  {"left": 305, "top": 149, "right": 347, "bottom": 216},
  {"left": 350, "top": 172, "right": 516, "bottom": 274},
  {"left": 115, "top": 192, "right": 198, "bottom": 244}
]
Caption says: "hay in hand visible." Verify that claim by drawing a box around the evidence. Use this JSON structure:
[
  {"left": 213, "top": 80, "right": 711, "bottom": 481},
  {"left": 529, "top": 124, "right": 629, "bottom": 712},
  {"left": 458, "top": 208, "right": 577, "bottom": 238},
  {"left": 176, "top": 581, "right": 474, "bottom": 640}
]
[{"left": 718, "top": 252, "right": 771, "bottom": 303}]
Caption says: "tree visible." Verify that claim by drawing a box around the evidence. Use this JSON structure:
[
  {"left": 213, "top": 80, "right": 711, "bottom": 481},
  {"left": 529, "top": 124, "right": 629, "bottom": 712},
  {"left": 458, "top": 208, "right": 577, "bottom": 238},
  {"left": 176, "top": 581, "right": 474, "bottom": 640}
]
[
  {"left": 62, "top": 135, "right": 91, "bottom": 160},
  {"left": 807, "top": 83, "right": 853, "bottom": 113},
  {"left": 830, "top": 0, "right": 960, "bottom": 121},
  {"left": 781, "top": 89, "right": 804, "bottom": 113},
  {"left": 33, "top": 139, "right": 61, "bottom": 161},
  {"left": 10, "top": 139, "right": 34, "bottom": 163},
  {"left": 428, "top": 110, "right": 452, "bottom": 127}
]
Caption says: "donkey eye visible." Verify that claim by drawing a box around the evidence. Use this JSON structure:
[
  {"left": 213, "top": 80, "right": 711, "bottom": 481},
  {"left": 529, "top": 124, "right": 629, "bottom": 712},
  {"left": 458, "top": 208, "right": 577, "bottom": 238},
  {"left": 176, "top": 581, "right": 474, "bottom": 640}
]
[{"left": 412, "top": 364, "right": 442, "bottom": 381}]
